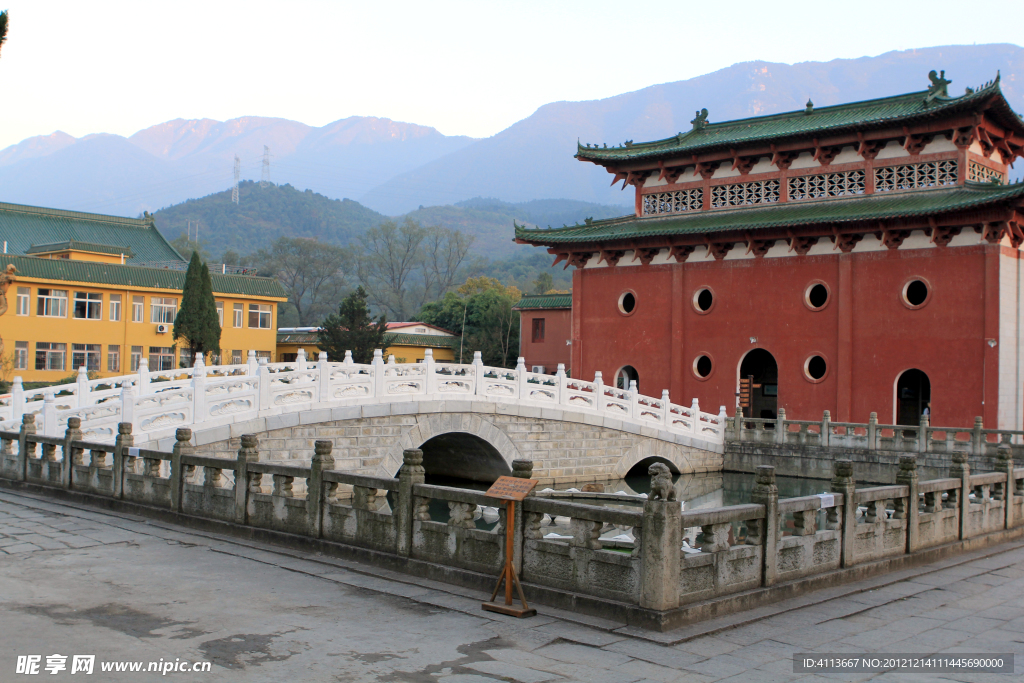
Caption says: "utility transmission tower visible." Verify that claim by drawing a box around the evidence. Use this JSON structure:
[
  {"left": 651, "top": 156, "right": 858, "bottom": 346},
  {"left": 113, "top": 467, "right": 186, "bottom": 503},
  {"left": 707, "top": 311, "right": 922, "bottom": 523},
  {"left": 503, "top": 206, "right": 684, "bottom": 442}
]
[
  {"left": 232, "top": 154, "right": 240, "bottom": 204},
  {"left": 260, "top": 146, "right": 271, "bottom": 188}
]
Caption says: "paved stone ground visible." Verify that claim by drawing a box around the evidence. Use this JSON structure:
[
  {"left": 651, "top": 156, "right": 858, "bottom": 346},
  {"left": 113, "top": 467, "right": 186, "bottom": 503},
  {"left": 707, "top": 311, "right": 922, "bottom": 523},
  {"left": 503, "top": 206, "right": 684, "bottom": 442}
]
[{"left": 1, "top": 489, "right": 1023, "bottom": 682}]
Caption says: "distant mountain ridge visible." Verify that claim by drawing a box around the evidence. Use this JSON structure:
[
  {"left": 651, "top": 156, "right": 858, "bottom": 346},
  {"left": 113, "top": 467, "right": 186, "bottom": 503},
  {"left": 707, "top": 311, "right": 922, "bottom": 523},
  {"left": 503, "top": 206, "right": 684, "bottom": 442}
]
[{"left": 0, "top": 44, "right": 1020, "bottom": 217}]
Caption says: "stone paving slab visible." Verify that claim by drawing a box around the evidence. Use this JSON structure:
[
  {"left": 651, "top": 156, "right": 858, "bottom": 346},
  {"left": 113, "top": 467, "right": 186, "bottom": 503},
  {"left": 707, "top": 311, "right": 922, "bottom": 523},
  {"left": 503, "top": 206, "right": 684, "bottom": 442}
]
[{"left": 1, "top": 488, "right": 1024, "bottom": 682}]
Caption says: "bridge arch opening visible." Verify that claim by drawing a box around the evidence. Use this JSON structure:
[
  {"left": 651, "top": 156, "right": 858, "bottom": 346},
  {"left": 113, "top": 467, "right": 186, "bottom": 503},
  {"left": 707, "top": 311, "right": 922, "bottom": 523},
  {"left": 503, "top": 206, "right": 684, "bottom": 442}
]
[{"left": 417, "top": 432, "right": 512, "bottom": 483}]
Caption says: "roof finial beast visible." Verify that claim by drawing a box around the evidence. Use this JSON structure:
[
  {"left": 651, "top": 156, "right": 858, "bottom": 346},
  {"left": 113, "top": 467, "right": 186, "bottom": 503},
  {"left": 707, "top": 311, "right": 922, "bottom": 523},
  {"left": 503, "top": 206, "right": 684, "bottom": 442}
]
[
  {"left": 925, "top": 69, "right": 951, "bottom": 102},
  {"left": 690, "top": 108, "right": 709, "bottom": 131}
]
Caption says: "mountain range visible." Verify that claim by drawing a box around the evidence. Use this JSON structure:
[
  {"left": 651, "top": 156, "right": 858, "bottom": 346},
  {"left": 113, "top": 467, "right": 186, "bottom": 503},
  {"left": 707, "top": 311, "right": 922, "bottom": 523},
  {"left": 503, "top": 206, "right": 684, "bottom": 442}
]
[{"left": 0, "top": 43, "right": 1020, "bottom": 219}]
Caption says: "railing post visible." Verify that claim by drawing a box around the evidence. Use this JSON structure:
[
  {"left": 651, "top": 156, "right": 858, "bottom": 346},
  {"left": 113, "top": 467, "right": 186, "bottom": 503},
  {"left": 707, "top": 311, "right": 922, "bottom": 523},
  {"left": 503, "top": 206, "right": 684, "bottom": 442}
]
[
  {"left": 895, "top": 455, "right": 920, "bottom": 553},
  {"left": 372, "top": 349, "right": 384, "bottom": 397},
  {"left": 734, "top": 411, "right": 744, "bottom": 440},
  {"left": 511, "top": 459, "right": 534, "bottom": 574},
  {"left": 170, "top": 428, "right": 193, "bottom": 513},
  {"left": 41, "top": 391, "right": 58, "bottom": 437},
  {"left": 775, "top": 407, "right": 787, "bottom": 444},
  {"left": 593, "top": 371, "right": 604, "bottom": 411},
  {"left": 689, "top": 398, "right": 700, "bottom": 435},
  {"left": 138, "top": 358, "right": 150, "bottom": 395},
  {"left": 556, "top": 363, "right": 567, "bottom": 406},
  {"left": 247, "top": 350, "right": 258, "bottom": 377},
  {"left": 192, "top": 353, "right": 206, "bottom": 426},
  {"left": 950, "top": 450, "right": 971, "bottom": 540},
  {"left": 17, "top": 414, "right": 36, "bottom": 481},
  {"left": 296, "top": 347, "right": 307, "bottom": 371},
  {"left": 831, "top": 459, "right": 857, "bottom": 568},
  {"left": 472, "top": 350, "right": 484, "bottom": 396},
  {"left": 424, "top": 348, "right": 437, "bottom": 395},
  {"left": 317, "top": 352, "right": 330, "bottom": 403},
  {"left": 516, "top": 357, "right": 527, "bottom": 401},
  {"left": 308, "top": 440, "right": 333, "bottom": 539},
  {"left": 640, "top": 472, "right": 681, "bottom": 611},
  {"left": 11, "top": 376, "right": 24, "bottom": 423},
  {"left": 972, "top": 416, "right": 984, "bottom": 456},
  {"left": 867, "top": 412, "right": 878, "bottom": 450},
  {"left": 76, "top": 365, "right": 91, "bottom": 407},
  {"left": 750, "top": 465, "right": 779, "bottom": 586},
  {"left": 396, "top": 448, "right": 426, "bottom": 557},
  {"left": 61, "top": 417, "right": 82, "bottom": 490},
  {"left": 257, "top": 358, "right": 270, "bottom": 411},
  {"left": 629, "top": 379, "right": 639, "bottom": 420},
  {"left": 120, "top": 380, "right": 136, "bottom": 430},
  {"left": 996, "top": 441, "right": 1014, "bottom": 529},
  {"left": 661, "top": 390, "right": 671, "bottom": 427},
  {"left": 235, "top": 434, "right": 259, "bottom": 525},
  {"left": 113, "top": 422, "right": 133, "bottom": 499},
  {"left": 918, "top": 415, "right": 929, "bottom": 454},
  {"left": 821, "top": 410, "right": 831, "bottom": 448}
]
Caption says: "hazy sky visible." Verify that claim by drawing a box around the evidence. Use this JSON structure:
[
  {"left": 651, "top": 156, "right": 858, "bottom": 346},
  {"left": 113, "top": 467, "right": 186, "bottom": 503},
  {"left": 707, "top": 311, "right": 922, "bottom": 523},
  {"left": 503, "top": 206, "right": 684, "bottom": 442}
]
[{"left": 0, "top": 0, "right": 1020, "bottom": 149}]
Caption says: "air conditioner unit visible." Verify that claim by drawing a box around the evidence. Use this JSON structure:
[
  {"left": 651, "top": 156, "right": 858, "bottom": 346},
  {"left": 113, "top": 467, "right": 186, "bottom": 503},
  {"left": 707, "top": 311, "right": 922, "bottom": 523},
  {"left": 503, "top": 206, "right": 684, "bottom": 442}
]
[
  {"left": 531, "top": 365, "right": 546, "bottom": 374},
  {"left": 156, "top": 324, "right": 169, "bottom": 334}
]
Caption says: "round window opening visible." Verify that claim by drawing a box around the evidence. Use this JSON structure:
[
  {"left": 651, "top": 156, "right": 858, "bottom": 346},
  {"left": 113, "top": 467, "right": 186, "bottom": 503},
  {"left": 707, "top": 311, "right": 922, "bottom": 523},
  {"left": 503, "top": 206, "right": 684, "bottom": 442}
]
[
  {"left": 694, "top": 355, "right": 712, "bottom": 378},
  {"left": 806, "top": 355, "right": 827, "bottom": 381},
  {"left": 618, "top": 291, "right": 636, "bottom": 314},
  {"left": 807, "top": 283, "right": 829, "bottom": 309},
  {"left": 695, "top": 288, "right": 713, "bottom": 312},
  {"left": 904, "top": 280, "right": 928, "bottom": 307}
]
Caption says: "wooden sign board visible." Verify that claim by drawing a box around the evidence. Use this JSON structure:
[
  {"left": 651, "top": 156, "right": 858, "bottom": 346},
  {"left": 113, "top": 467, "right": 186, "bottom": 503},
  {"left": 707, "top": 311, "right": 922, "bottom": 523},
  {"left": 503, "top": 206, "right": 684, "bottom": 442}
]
[{"left": 485, "top": 476, "right": 538, "bottom": 502}]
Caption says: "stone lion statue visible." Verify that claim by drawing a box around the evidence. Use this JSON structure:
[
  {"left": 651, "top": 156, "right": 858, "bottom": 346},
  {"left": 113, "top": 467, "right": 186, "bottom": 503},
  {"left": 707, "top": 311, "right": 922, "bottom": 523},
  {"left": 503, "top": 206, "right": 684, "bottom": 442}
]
[{"left": 648, "top": 462, "right": 676, "bottom": 501}]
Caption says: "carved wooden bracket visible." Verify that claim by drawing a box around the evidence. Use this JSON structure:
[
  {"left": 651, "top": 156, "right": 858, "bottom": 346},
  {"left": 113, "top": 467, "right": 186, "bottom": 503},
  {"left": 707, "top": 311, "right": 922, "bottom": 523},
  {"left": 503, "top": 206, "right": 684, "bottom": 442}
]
[
  {"left": 770, "top": 144, "right": 798, "bottom": 170},
  {"left": 856, "top": 136, "right": 886, "bottom": 160},
  {"left": 635, "top": 247, "right": 661, "bottom": 266},
  {"left": 833, "top": 232, "right": 864, "bottom": 253},
  {"left": 788, "top": 235, "right": 818, "bottom": 255},
  {"left": 669, "top": 244, "right": 696, "bottom": 263},
  {"left": 693, "top": 155, "right": 720, "bottom": 180},
  {"left": 748, "top": 239, "right": 776, "bottom": 257},
  {"left": 931, "top": 225, "right": 962, "bottom": 247},
  {"left": 881, "top": 229, "right": 912, "bottom": 250},
  {"left": 599, "top": 249, "right": 627, "bottom": 267},
  {"left": 565, "top": 252, "right": 592, "bottom": 269},
  {"left": 953, "top": 126, "right": 975, "bottom": 149},
  {"left": 731, "top": 151, "right": 757, "bottom": 175},
  {"left": 708, "top": 241, "right": 734, "bottom": 260}
]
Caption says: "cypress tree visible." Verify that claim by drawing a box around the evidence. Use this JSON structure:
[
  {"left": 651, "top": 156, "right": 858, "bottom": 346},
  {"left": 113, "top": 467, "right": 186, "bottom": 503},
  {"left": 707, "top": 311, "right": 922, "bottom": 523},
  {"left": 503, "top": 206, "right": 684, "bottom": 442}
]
[
  {"left": 173, "top": 251, "right": 221, "bottom": 365},
  {"left": 318, "top": 286, "right": 388, "bottom": 364}
]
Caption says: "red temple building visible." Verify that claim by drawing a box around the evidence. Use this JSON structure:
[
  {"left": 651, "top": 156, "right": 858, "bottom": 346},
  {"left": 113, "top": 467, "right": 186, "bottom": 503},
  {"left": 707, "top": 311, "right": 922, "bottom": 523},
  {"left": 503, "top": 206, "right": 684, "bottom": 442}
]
[
  {"left": 513, "top": 293, "right": 573, "bottom": 375},
  {"left": 515, "top": 72, "right": 1024, "bottom": 429}
]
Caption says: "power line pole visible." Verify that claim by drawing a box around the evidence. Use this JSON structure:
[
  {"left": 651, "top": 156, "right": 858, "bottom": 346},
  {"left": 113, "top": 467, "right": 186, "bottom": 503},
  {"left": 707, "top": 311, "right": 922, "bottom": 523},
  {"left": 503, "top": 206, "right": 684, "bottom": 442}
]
[
  {"left": 261, "top": 146, "right": 271, "bottom": 188},
  {"left": 232, "top": 154, "right": 240, "bottom": 204}
]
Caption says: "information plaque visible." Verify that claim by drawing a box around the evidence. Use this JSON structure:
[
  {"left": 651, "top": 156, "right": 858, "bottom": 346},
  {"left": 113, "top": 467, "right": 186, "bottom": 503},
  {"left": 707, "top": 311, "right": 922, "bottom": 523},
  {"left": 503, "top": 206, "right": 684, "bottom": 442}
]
[
  {"left": 481, "top": 476, "right": 539, "bottom": 618},
  {"left": 485, "top": 476, "right": 538, "bottom": 501}
]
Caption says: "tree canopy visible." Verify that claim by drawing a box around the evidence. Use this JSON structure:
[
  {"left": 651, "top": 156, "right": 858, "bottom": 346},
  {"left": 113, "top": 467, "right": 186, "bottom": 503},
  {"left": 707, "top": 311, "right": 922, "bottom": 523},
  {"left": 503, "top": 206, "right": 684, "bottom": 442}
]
[
  {"left": 173, "top": 252, "right": 221, "bottom": 364},
  {"left": 417, "top": 277, "right": 521, "bottom": 368},
  {"left": 244, "top": 236, "right": 350, "bottom": 326},
  {"left": 317, "top": 286, "right": 388, "bottom": 364}
]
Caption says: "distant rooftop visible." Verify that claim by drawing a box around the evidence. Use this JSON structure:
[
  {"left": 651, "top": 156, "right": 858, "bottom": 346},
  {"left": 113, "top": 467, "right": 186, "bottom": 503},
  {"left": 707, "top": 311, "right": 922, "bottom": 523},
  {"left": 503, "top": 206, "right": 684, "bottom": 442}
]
[{"left": 514, "top": 293, "right": 572, "bottom": 310}]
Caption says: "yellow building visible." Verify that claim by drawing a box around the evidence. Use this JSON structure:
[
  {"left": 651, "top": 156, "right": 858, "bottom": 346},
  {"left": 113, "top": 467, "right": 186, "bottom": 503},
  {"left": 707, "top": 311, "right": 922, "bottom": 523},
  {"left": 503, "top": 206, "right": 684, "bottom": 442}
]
[
  {"left": 0, "top": 202, "right": 286, "bottom": 382},
  {"left": 276, "top": 322, "right": 460, "bottom": 363}
]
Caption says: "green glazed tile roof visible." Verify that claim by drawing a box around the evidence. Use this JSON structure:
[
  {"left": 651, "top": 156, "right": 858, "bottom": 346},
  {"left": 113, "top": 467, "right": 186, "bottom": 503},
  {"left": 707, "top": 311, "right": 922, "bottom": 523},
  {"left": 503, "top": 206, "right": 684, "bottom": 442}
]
[
  {"left": 0, "top": 201, "right": 182, "bottom": 263},
  {"left": 0, "top": 254, "right": 287, "bottom": 299},
  {"left": 515, "top": 181, "right": 1024, "bottom": 245},
  {"left": 577, "top": 78, "right": 1020, "bottom": 163},
  {"left": 276, "top": 331, "right": 461, "bottom": 349},
  {"left": 26, "top": 240, "right": 135, "bottom": 257},
  {"left": 514, "top": 294, "right": 572, "bottom": 309}
]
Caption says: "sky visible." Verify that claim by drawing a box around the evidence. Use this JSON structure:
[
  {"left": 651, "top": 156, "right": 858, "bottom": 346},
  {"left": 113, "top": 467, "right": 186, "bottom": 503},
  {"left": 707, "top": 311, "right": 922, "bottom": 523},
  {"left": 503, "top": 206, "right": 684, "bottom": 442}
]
[{"left": 0, "top": 0, "right": 1021, "bottom": 150}]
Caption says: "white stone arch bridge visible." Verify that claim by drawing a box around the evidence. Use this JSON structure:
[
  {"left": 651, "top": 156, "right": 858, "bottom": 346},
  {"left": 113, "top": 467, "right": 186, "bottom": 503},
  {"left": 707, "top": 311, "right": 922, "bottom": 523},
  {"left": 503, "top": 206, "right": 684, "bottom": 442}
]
[{"left": 0, "top": 350, "right": 726, "bottom": 482}]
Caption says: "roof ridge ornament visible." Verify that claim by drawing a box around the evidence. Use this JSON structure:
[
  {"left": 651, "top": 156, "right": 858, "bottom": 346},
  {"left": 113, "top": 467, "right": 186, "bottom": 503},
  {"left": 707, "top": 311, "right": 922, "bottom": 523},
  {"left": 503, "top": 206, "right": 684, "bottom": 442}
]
[
  {"left": 690, "top": 108, "right": 709, "bottom": 131},
  {"left": 925, "top": 70, "right": 951, "bottom": 103},
  {"left": 805, "top": 99, "right": 814, "bottom": 115}
]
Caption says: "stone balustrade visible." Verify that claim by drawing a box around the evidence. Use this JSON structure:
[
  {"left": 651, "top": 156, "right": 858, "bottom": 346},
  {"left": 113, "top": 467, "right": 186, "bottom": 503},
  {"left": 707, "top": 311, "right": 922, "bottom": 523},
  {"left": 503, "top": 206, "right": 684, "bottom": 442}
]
[
  {"left": 3, "top": 418, "right": 1023, "bottom": 631},
  {"left": 0, "top": 349, "right": 727, "bottom": 449},
  {"left": 729, "top": 409, "right": 1024, "bottom": 460}
]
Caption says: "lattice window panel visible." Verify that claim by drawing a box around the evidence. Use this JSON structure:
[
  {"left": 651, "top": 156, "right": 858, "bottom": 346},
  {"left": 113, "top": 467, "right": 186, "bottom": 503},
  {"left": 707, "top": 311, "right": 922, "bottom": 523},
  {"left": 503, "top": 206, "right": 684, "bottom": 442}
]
[
  {"left": 710, "top": 179, "right": 780, "bottom": 208},
  {"left": 967, "top": 160, "right": 1005, "bottom": 184},
  {"left": 788, "top": 170, "right": 865, "bottom": 200},
  {"left": 874, "top": 160, "right": 958, "bottom": 193},
  {"left": 641, "top": 188, "right": 704, "bottom": 216}
]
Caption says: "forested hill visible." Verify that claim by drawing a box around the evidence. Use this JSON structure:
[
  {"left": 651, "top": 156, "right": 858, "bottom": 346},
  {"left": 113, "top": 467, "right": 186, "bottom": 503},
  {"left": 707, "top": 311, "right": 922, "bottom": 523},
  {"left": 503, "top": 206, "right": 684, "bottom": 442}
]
[{"left": 153, "top": 181, "right": 628, "bottom": 259}]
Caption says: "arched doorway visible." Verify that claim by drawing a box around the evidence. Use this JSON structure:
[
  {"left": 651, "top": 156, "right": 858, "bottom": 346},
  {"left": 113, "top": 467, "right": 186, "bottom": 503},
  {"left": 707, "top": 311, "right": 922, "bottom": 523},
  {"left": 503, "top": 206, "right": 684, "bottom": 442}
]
[
  {"left": 417, "top": 432, "right": 511, "bottom": 483},
  {"left": 896, "top": 369, "right": 931, "bottom": 425},
  {"left": 739, "top": 349, "right": 779, "bottom": 419},
  {"left": 616, "top": 365, "right": 639, "bottom": 391}
]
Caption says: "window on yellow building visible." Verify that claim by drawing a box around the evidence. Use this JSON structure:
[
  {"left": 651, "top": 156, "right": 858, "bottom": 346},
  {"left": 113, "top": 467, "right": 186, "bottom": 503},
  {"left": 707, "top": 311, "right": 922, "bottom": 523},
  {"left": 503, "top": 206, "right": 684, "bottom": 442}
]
[
  {"left": 130, "top": 346, "right": 142, "bottom": 371},
  {"left": 14, "top": 342, "right": 28, "bottom": 370},
  {"left": 109, "top": 294, "right": 122, "bottom": 322},
  {"left": 148, "top": 347, "right": 174, "bottom": 371},
  {"left": 150, "top": 297, "right": 177, "bottom": 324},
  {"left": 255, "top": 350, "right": 271, "bottom": 360},
  {"left": 132, "top": 296, "right": 144, "bottom": 323},
  {"left": 248, "top": 304, "right": 272, "bottom": 329},
  {"left": 233, "top": 304, "right": 243, "bottom": 328},
  {"left": 37, "top": 289, "right": 68, "bottom": 318},
  {"left": 108, "top": 345, "right": 120, "bottom": 372},
  {"left": 72, "top": 344, "right": 101, "bottom": 372},
  {"left": 35, "top": 342, "right": 66, "bottom": 371},
  {"left": 16, "top": 287, "right": 29, "bottom": 316},
  {"left": 179, "top": 347, "right": 192, "bottom": 368},
  {"left": 216, "top": 301, "right": 224, "bottom": 327},
  {"left": 73, "top": 292, "right": 103, "bottom": 320},
  {"left": 231, "top": 350, "right": 242, "bottom": 364}
]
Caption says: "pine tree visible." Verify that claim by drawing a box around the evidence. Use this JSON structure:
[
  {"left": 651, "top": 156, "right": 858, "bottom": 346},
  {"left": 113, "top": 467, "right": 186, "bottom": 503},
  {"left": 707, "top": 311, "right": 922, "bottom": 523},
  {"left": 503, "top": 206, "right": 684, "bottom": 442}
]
[
  {"left": 173, "top": 252, "right": 221, "bottom": 365},
  {"left": 0, "top": 11, "right": 9, "bottom": 59},
  {"left": 317, "top": 286, "right": 388, "bottom": 364}
]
